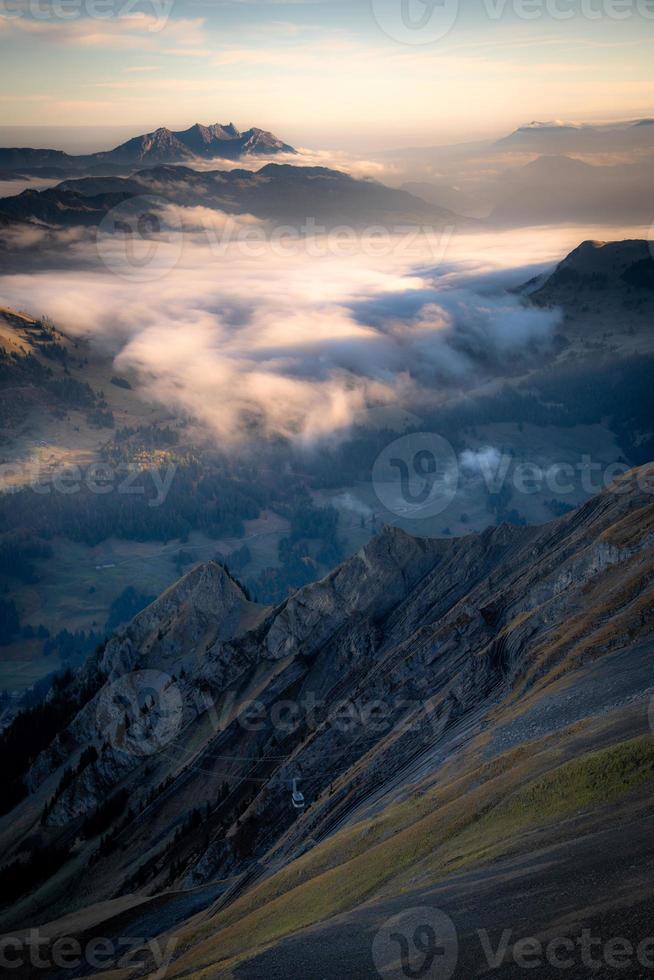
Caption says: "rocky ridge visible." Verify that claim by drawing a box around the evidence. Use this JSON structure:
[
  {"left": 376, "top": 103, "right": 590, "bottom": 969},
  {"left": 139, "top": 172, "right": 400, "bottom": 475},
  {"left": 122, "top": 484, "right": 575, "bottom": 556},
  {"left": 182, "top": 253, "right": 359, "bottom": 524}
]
[{"left": 0, "top": 466, "right": 652, "bottom": 936}]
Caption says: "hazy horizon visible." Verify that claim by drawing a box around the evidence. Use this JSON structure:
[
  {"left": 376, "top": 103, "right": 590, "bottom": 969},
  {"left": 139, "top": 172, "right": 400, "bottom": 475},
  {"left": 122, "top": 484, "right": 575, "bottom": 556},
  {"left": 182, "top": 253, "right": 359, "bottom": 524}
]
[
  {"left": 2, "top": 0, "right": 654, "bottom": 147},
  {"left": 0, "top": 110, "right": 653, "bottom": 156}
]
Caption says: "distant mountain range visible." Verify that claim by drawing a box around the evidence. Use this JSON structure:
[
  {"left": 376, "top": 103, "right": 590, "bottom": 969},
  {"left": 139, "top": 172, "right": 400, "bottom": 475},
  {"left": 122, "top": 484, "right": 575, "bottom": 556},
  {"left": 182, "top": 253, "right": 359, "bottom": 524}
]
[
  {"left": 489, "top": 151, "right": 654, "bottom": 226},
  {"left": 0, "top": 122, "right": 296, "bottom": 175},
  {"left": 368, "top": 115, "right": 654, "bottom": 224},
  {"left": 495, "top": 117, "right": 654, "bottom": 152},
  {"left": 0, "top": 163, "right": 461, "bottom": 229},
  {"left": 3, "top": 115, "right": 654, "bottom": 229}
]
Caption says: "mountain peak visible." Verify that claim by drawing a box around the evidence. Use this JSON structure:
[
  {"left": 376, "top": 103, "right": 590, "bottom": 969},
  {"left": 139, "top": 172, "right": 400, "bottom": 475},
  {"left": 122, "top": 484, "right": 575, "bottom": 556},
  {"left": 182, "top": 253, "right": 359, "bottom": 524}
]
[
  {"left": 8, "top": 121, "right": 298, "bottom": 169},
  {"left": 99, "top": 559, "right": 264, "bottom": 678},
  {"left": 182, "top": 122, "right": 242, "bottom": 144},
  {"left": 157, "top": 121, "right": 295, "bottom": 160}
]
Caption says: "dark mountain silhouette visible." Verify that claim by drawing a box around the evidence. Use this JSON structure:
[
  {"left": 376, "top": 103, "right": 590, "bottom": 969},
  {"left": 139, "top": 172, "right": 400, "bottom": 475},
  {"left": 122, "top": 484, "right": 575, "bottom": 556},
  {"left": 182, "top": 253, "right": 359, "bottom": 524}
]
[
  {"left": 0, "top": 163, "right": 461, "bottom": 228},
  {"left": 490, "top": 153, "right": 654, "bottom": 226}
]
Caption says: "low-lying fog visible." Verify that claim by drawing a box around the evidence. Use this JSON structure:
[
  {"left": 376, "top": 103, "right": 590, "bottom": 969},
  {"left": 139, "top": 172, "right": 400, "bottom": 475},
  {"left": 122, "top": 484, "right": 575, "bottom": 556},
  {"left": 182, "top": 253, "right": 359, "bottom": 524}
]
[{"left": 0, "top": 218, "right": 648, "bottom": 443}]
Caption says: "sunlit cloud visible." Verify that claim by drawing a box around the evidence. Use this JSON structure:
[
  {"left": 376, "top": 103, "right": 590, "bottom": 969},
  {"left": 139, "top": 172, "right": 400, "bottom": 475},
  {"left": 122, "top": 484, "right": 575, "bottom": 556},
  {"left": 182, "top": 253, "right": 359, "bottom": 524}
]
[{"left": 0, "top": 219, "right": 575, "bottom": 444}]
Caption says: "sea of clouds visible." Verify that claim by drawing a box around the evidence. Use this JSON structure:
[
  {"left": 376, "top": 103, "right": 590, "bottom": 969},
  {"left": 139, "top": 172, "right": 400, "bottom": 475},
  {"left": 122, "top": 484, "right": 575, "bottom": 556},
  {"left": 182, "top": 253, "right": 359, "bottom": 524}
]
[{"left": 0, "top": 213, "right": 574, "bottom": 444}]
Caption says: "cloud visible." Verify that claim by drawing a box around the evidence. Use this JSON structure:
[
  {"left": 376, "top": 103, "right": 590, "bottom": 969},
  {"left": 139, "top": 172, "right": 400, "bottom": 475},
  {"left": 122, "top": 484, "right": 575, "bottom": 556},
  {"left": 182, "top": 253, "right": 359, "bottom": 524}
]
[
  {"left": 172, "top": 148, "right": 396, "bottom": 182},
  {"left": 460, "top": 446, "right": 504, "bottom": 475},
  {"left": 0, "top": 175, "right": 62, "bottom": 197},
  {"left": 332, "top": 492, "right": 373, "bottom": 518},
  {"left": 0, "top": 215, "right": 565, "bottom": 445}
]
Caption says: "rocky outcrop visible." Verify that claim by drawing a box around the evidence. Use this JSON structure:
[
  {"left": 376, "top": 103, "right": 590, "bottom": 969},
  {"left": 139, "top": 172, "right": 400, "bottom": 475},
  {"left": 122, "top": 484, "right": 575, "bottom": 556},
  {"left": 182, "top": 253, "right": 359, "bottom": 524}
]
[
  {"left": 100, "top": 561, "right": 255, "bottom": 678},
  {"left": 262, "top": 527, "right": 441, "bottom": 661},
  {"left": 21, "top": 563, "right": 264, "bottom": 817}
]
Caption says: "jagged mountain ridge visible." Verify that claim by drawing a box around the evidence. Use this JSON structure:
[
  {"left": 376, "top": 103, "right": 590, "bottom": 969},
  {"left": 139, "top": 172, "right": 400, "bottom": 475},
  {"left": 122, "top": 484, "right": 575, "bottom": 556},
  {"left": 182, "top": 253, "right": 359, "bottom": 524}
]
[
  {"left": 95, "top": 123, "right": 296, "bottom": 166},
  {"left": 0, "top": 465, "right": 652, "bottom": 967},
  {"left": 0, "top": 121, "right": 295, "bottom": 174}
]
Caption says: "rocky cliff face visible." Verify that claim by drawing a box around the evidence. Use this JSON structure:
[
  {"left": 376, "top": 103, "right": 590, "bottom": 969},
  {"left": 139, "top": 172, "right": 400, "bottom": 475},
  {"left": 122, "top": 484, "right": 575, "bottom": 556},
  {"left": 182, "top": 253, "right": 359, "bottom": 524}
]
[
  {"left": 21, "top": 563, "right": 265, "bottom": 821},
  {"left": 0, "top": 469, "right": 652, "bottom": 935},
  {"left": 99, "top": 561, "right": 260, "bottom": 678}
]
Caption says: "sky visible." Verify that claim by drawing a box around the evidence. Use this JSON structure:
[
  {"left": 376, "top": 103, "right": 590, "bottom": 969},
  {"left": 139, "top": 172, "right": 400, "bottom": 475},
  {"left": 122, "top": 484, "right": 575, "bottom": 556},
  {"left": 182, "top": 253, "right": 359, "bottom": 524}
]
[{"left": 1, "top": 0, "right": 653, "bottom": 150}]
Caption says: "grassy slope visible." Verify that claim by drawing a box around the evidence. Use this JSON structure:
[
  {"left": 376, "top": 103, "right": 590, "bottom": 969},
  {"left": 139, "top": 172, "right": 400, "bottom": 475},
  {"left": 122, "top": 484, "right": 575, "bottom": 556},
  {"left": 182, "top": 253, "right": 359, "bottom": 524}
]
[{"left": 165, "top": 726, "right": 654, "bottom": 978}]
